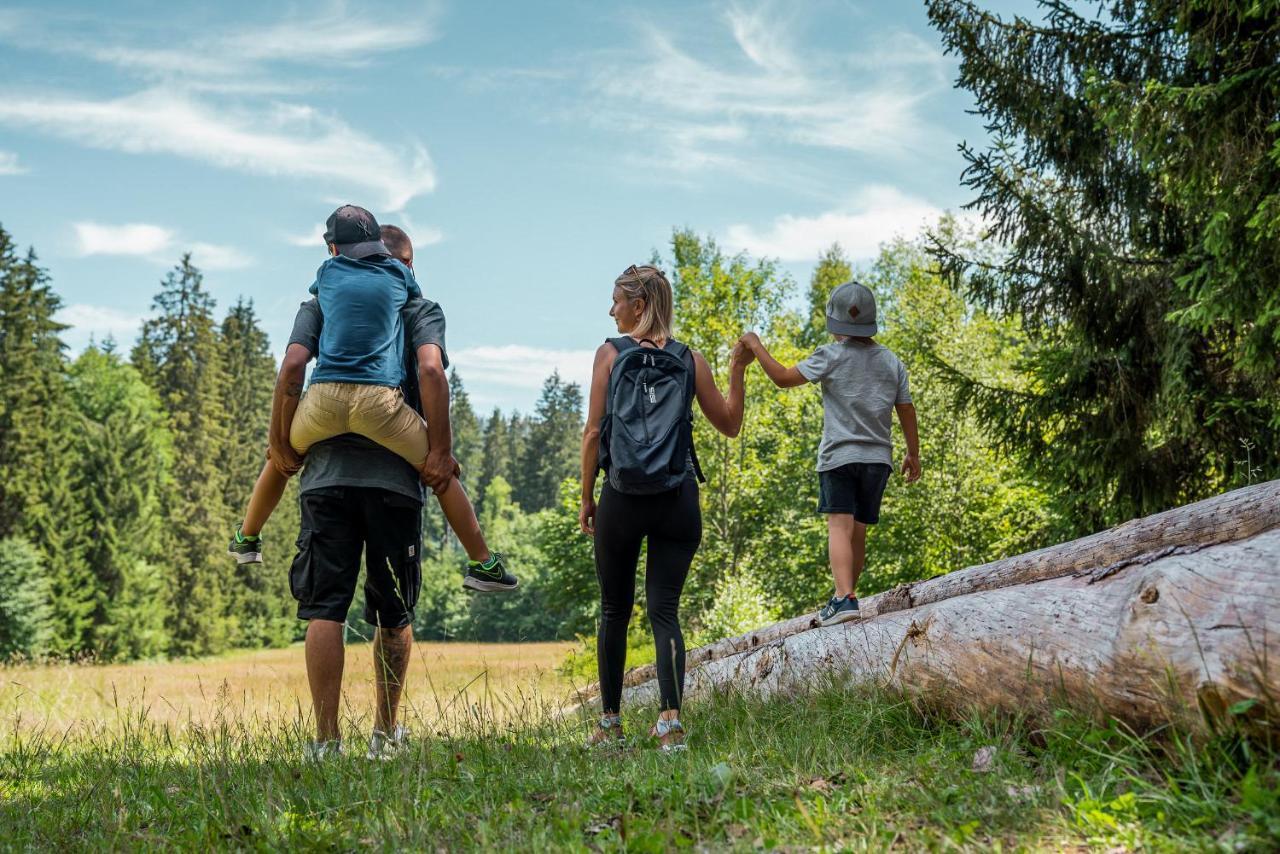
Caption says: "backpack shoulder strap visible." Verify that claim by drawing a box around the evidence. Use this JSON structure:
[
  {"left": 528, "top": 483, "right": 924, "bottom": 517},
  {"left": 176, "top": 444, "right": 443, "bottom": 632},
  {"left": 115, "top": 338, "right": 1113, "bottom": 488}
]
[{"left": 608, "top": 336, "right": 639, "bottom": 354}]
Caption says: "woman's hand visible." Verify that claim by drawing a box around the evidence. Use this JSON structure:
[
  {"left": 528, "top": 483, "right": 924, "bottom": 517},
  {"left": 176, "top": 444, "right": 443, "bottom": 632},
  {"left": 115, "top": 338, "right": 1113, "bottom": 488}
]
[
  {"left": 579, "top": 497, "right": 597, "bottom": 536},
  {"left": 731, "top": 339, "right": 756, "bottom": 368}
]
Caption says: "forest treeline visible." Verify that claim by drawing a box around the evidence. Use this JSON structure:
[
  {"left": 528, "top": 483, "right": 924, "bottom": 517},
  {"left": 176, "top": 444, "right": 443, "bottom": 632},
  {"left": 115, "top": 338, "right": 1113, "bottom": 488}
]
[{"left": 2, "top": 0, "right": 1276, "bottom": 662}]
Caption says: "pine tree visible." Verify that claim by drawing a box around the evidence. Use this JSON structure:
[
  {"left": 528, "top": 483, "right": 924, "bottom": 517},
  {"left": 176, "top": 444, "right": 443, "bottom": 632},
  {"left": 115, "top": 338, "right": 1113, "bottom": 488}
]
[
  {"left": 66, "top": 345, "right": 173, "bottom": 659},
  {"left": 925, "top": 0, "right": 1280, "bottom": 529},
  {"left": 0, "top": 224, "right": 87, "bottom": 653},
  {"left": 425, "top": 371, "right": 485, "bottom": 553},
  {"left": 132, "top": 255, "right": 235, "bottom": 656},
  {"left": 513, "top": 373, "right": 583, "bottom": 513},
  {"left": 219, "top": 299, "right": 294, "bottom": 648},
  {"left": 449, "top": 371, "right": 483, "bottom": 497},
  {"left": 477, "top": 407, "right": 511, "bottom": 510},
  {"left": 0, "top": 537, "right": 54, "bottom": 659}
]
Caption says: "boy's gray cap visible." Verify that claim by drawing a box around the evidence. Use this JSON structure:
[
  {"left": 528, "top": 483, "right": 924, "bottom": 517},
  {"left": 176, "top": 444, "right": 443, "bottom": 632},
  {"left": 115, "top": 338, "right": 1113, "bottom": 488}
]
[
  {"left": 323, "top": 204, "right": 389, "bottom": 260},
  {"left": 825, "top": 281, "right": 878, "bottom": 336}
]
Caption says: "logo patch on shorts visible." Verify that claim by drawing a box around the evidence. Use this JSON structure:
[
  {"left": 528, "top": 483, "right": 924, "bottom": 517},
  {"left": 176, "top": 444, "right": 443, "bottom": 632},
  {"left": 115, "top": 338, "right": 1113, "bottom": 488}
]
[{"left": 408, "top": 545, "right": 415, "bottom": 557}]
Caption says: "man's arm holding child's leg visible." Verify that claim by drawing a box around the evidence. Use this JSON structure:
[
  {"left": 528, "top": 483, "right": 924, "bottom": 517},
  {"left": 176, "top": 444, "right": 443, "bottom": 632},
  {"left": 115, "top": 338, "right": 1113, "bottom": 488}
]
[
  {"left": 268, "top": 343, "right": 311, "bottom": 476},
  {"left": 895, "top": 402, "right": 921, "bottom": 482},
  {"left": 740, "top": 333, "right": 808, "bottom": 388},
  {"left": 416, "top": 342, "right": 461, "bottom": 494}
]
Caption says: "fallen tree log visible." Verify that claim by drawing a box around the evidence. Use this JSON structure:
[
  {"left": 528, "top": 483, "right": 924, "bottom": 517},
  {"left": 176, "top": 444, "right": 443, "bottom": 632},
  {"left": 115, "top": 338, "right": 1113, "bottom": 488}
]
[{"left": 573, "top": 480, "right": 1280, "bottom": 730}]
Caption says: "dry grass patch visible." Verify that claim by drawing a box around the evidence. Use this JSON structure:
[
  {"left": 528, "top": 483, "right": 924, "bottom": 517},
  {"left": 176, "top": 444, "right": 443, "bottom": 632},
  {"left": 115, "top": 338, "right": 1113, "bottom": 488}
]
[{"left": 0, "top": 641, "right": 573, "bottom": 735}]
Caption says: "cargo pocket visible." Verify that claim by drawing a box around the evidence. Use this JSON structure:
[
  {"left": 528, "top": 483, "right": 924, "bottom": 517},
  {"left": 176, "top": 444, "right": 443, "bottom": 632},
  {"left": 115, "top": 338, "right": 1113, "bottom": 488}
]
[{"left": 289, "top": 530, "right": 314, "bottom": 604}]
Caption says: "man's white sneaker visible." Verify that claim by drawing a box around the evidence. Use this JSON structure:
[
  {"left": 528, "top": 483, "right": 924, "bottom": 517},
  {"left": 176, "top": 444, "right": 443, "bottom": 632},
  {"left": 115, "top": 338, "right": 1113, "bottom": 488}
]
[
  {"left": 303, "top": 739, "right": 344, "bottom": 762},
  {"left": 366, "top": 723, "right": 409, "bottom": 760}
]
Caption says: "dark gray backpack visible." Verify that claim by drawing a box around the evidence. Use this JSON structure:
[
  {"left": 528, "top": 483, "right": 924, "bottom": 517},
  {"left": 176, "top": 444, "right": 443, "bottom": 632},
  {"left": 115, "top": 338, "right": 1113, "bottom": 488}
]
[{"left": 598, "top": 337, "right": 704, "bottom": 494}]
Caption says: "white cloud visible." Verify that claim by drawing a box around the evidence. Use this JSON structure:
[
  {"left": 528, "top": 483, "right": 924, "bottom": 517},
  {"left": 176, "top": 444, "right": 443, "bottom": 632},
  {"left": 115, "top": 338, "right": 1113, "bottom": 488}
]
[
  {"left": 7, "top": 3, "right": 441, "bottom": 86},
  {"left": 724, "top": 185, "right": 944, "bottom": 261},
  {"left": 393, "top": 211, "right": 445, "bottom": 248},
  {"left": 584, "top": 7, "right": 948, "bottom": 178},
  {"left": 0, "top": 88, "right": 436, "bottom": 210},
  {"left": 0, "top": 150, "right": 25, "bottom": 175},
  {"left": 451, "top": 345, "right": 594, "bottom": 393},
  {"left": 412, "top": 226, "right": 444, "bottom": 247},
  {"left": 74, "top": 222, "right": 174, "bottom": 256},
  {"left": 287, "top": 224, "right": 328, "bottom": 248},
  {"left": 187, "top": 242, "right": 253, "bottom": 271},
  {"left": 225, "top": 5, "right": 440, "bottom": 66},
  {"left": 54, "top": 303, "right": 144, "bottom": 350},
  {"left": 73, "top": 221, "right": 251, "bottom": 270}
]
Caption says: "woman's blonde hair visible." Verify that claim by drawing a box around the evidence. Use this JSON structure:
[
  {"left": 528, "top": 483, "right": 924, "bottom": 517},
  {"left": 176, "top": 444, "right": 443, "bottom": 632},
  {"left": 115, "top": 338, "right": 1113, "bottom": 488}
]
[{"left": 614, "top": 264, "right": 673, "bottom": 342}]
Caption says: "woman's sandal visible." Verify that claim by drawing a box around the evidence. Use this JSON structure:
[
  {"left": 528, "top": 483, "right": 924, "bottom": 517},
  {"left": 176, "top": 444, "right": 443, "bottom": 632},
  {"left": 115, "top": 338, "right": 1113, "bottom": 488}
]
[
  {"left": 584, "top": 714, "right": 625, "bottom": 749},
  {"left": 650, "top": 717, "right": 687, "bottom": 753}
]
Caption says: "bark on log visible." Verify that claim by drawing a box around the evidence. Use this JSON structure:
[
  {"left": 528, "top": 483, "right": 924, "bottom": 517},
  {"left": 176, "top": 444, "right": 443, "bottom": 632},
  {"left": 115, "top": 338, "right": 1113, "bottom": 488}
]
[{"left": 570, "top": 480, "right": 1280, "bottom": 729}]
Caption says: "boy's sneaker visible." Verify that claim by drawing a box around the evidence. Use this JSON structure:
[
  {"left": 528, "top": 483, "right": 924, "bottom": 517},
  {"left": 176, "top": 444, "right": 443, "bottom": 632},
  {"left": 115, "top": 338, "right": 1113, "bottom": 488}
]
[
  {"left": 463, "top": 552, "right": 519, "bottom": 592},
  {"left": 366, "top": 724, "right": 408, "bottom": 760},
  {"left": 227, "top": 526, "right": 263, "bottom": 564},
  {"left": 818, "top": 595, "right": 860, "bottom": 627}
]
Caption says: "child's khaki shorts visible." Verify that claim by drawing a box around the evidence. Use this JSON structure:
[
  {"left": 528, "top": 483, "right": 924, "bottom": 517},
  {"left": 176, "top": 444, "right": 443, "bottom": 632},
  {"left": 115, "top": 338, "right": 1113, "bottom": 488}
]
[{"left": 290, "top": 382, "right": 428, "bottom": 470}]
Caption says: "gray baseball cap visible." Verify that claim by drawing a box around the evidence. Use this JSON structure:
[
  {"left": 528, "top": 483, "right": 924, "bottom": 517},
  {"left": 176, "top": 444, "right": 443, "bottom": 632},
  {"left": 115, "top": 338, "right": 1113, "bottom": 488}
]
[{"left": 825, "top": 281, "right": 878, "bottom": 336}]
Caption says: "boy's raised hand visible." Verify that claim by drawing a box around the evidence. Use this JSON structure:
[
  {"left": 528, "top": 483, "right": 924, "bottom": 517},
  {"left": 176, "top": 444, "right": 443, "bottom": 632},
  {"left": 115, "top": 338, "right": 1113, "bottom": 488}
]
[{"left": 731, "top": 338, "right": 756, "bottom": 368}]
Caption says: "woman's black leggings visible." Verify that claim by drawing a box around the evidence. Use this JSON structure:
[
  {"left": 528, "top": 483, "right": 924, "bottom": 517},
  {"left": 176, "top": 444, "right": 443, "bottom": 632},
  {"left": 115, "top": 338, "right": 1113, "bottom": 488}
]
[{"left": 594, "top": 479, "right": 702, "bottom": 713}]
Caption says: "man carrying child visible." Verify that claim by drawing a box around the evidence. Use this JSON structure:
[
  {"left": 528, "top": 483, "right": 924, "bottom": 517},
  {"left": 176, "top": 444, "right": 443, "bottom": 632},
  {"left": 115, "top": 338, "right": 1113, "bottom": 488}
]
[{"left": 235, "top": 207, "right": 515, "bottom": 758}]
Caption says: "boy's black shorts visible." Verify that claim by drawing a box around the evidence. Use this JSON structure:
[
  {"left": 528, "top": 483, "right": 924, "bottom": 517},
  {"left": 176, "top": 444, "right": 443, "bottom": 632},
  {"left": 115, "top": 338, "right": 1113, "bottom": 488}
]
[
  {"left": 817, "top": 462, "right": 893, "bottom": 523},
  {"left": 290, "top": 486, "right": 422, "bottom": 628}
]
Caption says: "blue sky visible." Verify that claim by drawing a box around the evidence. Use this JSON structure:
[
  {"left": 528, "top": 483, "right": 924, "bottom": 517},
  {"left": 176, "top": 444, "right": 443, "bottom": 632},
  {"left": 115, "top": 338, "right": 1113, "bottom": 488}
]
[{"left": 0, "top": 0, "right": 1039, "bottom": 413}]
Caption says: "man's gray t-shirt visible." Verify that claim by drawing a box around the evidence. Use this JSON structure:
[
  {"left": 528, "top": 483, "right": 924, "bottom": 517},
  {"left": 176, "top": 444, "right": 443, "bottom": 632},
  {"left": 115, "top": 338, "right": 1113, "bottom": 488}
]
[
  {"left": 288, "top": 297, "right": 448, "bottom": 502},
  {"left": 796, "top": 340, "right": 911, "bottom": 471}
]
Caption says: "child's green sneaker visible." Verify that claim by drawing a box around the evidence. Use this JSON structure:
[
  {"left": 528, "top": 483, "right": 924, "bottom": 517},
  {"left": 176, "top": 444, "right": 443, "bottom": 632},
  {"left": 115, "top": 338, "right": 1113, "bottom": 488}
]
[
  {"left": 227, "top": 525, "right": 263, "bottom": 565},
  {"left": 818, "top": 594, "right": 860, "bottom": 627},
  {"left": 462, "top": 552, "right": 519, "bottom": 592}
]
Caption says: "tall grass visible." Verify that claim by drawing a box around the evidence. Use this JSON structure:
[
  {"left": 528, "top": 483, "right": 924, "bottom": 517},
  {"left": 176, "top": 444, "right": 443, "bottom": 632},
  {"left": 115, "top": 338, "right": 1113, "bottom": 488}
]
[{"left": 2, "top": 647, "right": 1276, "bottom": 850}]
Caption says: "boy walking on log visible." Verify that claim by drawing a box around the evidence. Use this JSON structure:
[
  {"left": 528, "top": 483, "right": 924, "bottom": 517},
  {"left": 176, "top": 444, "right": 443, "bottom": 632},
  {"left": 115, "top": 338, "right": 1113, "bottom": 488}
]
[{"left": 741, "top": 281, "right": 920, "bottom": 626}]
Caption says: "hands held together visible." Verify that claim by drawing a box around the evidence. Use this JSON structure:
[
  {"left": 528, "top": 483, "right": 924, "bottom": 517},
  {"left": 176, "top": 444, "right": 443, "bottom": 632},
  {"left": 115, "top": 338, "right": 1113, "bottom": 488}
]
[{"left": 732, "top": 333, "right": 759, "bottom": 369}]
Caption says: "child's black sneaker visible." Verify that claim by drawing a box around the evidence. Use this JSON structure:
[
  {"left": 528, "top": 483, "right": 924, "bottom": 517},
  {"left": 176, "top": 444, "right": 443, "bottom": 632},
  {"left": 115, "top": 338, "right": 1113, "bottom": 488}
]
[
  {"left": 227, "top": 526, "right": 263, "bottom": 564},
  {"left": 818, "top": 594, "right": 860, "bottom": 627},
  {"left": 462, "top": 552, "right": 519, "bottom": 592}
]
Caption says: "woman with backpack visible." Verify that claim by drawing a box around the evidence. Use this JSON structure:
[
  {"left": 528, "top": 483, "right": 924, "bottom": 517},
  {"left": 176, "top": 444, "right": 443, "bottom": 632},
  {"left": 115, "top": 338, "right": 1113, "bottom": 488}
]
[{"left": 579, "top": 264, "right": 754, "bottom": 752}]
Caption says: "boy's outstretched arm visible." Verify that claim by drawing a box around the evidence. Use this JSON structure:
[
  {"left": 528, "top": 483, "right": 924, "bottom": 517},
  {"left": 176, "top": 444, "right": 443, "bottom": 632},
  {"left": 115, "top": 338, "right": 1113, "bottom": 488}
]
[
  {"left": 896, "top": 402, "right": 921, "bottom": 482},
  {"left": 740, "top": 333, "right": 807, "bottom": 388}
]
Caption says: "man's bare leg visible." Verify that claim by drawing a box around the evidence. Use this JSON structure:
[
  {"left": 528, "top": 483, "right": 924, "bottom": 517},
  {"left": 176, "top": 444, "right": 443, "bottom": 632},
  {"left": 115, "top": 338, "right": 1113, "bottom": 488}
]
[
  {"left": 373, "top": 624, "right": 413, "bottom": 733},
  {"left": 305, "top": 619, "right": 345, "bottom": 742},
  {"left": 434, "top": 477, "right": 490, "bottom": 562}
]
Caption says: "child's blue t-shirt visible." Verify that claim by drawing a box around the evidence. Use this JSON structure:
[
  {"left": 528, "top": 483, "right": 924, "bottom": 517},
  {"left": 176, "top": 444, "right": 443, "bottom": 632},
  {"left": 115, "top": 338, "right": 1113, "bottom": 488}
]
[{"left": 307, "top": 255, "right": 423, "bottom": 387}]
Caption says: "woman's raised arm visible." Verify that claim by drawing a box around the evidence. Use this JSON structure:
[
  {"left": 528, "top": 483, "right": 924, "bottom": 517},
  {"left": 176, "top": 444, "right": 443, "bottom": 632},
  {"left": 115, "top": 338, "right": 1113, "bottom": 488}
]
[{"left": 692, "top": 341, "right": 754, "bottom": 438}]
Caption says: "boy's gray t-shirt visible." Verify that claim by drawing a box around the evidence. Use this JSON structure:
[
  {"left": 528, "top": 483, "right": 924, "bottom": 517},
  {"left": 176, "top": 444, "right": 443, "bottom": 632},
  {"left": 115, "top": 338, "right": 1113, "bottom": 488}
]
[
  {"left": 796, "top": 340, "right": 911, "bottom": 471},
  {"left": 287, "top": 297, "right": 448, "bottom": 503}
]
